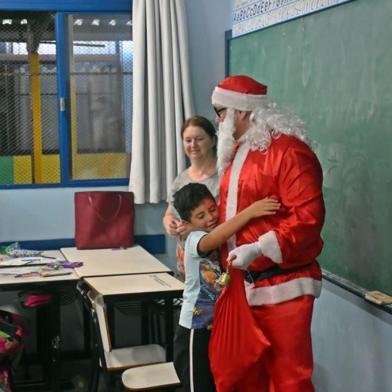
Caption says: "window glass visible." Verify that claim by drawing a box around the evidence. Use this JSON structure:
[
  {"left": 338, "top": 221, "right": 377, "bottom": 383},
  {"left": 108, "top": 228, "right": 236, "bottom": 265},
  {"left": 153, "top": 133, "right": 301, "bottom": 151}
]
[
  {"left": 68, "top": 14, "right": 132, "bottom": 180},
  {"left": 0, "top": 11, "right": 59, "bottom": 185}
]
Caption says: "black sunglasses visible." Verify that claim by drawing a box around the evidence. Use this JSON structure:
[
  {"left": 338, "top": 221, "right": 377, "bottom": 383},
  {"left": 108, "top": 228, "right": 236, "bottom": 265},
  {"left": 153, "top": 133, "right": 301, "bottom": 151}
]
[{"left": 213, "top": 106, "right": 227, "bottom": 118}]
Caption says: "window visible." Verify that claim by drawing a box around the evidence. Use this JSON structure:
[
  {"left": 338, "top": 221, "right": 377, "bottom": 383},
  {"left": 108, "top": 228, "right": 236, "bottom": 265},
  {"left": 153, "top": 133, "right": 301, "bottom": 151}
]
[{"left": 0, "top": 10, "right": 132, "bottom": 187}]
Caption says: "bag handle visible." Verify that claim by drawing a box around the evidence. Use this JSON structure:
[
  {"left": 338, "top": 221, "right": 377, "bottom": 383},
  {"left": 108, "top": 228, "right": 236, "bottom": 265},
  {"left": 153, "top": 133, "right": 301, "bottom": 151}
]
[{"left": 88, "top": 194, "right": 123, "bottom": 222}]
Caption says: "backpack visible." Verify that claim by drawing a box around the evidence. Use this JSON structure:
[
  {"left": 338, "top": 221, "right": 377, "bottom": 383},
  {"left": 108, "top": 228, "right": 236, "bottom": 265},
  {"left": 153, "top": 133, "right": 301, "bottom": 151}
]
[{"left": 0, "top": 311, "right": 24, "bottom": 392}]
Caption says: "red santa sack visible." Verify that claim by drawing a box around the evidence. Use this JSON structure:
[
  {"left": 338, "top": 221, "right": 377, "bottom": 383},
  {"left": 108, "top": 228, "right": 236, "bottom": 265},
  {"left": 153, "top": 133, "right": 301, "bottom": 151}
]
[{"left": 209, "top": 267, "right": 271, "bottom": 392}]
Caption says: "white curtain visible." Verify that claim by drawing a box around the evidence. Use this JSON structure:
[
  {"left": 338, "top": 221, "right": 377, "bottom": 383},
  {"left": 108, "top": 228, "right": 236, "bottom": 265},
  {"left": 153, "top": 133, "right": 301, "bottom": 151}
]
[{"left": 129, "top": 0, "right": 195, "bottom": 204}]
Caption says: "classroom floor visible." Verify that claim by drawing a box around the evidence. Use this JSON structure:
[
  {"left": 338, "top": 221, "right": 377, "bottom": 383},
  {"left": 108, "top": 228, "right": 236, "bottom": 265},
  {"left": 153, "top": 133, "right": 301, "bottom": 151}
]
[
  {"left": 13, "top": 359, "right": 92, "bottom": 391},
  {"left": 64, "top": 360, "right": 184, "bottom": 392},
  {"left": 14, "top": 358, "right": 183, "bottom": 391},
  {"left": 12, "top": 358, "right": 102, "bottom": 391}
]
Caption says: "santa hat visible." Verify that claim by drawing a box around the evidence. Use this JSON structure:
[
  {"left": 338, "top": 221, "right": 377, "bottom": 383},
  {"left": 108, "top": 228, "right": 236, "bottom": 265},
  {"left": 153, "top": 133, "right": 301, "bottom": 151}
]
[{"left": 212, "top": 75, "right": 268, "bottom": 112}]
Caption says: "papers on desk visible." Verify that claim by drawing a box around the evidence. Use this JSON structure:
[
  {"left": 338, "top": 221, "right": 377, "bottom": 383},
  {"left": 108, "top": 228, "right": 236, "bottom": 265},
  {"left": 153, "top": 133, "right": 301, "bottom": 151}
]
[
  {"left": 0, "top": 266, "right": 73, "bottom": 278},
  {"left": 0, "top": 250, "right": 77, "bottom": 282},
  {"left": 0, "top": 255, "right": 77, "bottom": 279},
  {"left": 0, "top": 257, "right": 56, "bottom": 268},
  {"left": 0, "top": 266, "right": 42, "bottom": 275},
  {"left": 0, "top": 267, "right": 45, "bottom": 277}
]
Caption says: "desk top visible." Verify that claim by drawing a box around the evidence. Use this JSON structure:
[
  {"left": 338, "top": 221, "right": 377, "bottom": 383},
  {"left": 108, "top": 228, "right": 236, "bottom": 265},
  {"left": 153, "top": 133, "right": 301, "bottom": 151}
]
[
  {"left": 0, "top": 250, "right": 78, "bottom": 287},
  {"left": 61, "top": 246, "right": 171, "bottom": 278},
  {"left": 84, "top": 273, "right": 184, "bottom": 296}
]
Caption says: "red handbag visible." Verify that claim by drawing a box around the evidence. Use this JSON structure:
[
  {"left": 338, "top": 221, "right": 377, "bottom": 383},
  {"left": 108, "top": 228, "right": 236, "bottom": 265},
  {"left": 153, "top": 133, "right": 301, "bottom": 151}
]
[{"left": 74, "top": 191, "right": 134, "bottom": 249}]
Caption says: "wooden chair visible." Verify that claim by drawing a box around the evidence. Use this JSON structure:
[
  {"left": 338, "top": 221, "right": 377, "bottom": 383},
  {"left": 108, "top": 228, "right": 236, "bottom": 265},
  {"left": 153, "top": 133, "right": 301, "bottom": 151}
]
[
  {"left": 121, "top": 362, "right": 180, "bottom": 391},
  {"left": 76, "top": 282, "right": 166, "bottom": 392}
]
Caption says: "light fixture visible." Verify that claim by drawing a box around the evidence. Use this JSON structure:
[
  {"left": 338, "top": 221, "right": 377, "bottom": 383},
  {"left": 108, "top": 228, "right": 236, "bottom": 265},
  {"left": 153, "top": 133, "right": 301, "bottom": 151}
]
[
  {"left": 92, "top": 19, "right": 100, "bottom": 26},
  {"left": 2, "top": 19, "right": 12, "bottom": 25},
  {"left": 74, "top": 19, "right": 83, "bottom": 26},
  {"left": 126, "top": 20, "right": 132, "bottom": 26},
  {"left": 109, "top": 19, "right": 116, "bottom": 26},
  {"left": 20, "top": 19, "right": 28, "bottom": 25}
]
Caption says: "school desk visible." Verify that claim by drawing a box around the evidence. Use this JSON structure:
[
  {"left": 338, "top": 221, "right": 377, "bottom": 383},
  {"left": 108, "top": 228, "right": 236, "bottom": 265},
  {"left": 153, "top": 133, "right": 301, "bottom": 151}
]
[
  {"left": 61, "top": 245, "right": 171, "bottom": 278},
  {"left": 0, "top": 250, "right": 78, "bottom": 392},
  {"left": 61, "top": 246, "right": 174, "bottom": 350},
  {"left": 83, "top": 273, "right": 184, "bottom": 360}
]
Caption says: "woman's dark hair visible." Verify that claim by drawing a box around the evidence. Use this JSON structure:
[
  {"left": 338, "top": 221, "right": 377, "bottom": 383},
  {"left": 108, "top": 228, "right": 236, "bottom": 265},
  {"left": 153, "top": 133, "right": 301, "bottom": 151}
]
[
  {"left": 173, "top": 183, "right": 215, "bottom": 222},
  {"left": 181, "top": 115, "right": 217, "bottom": 143}
]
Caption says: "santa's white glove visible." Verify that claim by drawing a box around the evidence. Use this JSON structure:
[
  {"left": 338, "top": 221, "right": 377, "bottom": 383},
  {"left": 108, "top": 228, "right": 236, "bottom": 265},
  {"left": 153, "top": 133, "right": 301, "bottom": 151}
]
[{"left": 228, "top": 242, "right": 262, "bottom": 270}]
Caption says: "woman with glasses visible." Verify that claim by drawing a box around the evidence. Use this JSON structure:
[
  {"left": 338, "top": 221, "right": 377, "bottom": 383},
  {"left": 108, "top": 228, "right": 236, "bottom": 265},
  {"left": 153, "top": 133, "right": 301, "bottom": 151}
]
[{"left": 162, "top": 115, "right": 218, "bottom": 281}]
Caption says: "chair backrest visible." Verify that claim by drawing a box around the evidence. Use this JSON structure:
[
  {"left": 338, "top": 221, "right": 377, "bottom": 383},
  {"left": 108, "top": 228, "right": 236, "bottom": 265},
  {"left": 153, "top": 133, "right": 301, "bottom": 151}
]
[
  {"left": 76, "top": 282, "right": 111, "bottom": 371},
  {"left": 76, "top": 281, "right": 168, "bottom": 380},
  {"left": 87, "top": 291, "right": 112, "bottom": 352}
]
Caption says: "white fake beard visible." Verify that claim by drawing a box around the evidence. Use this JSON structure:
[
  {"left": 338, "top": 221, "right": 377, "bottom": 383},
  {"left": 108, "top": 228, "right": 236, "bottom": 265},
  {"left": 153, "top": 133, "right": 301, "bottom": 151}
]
[{"left": 216, "top": 109, "right": 236, "bottom": 177}]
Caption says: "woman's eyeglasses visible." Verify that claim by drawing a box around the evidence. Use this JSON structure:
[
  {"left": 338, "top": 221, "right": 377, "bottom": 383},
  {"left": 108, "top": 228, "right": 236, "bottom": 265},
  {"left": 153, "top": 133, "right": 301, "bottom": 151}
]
[{"left": 214, "top": 107, "right": 227, "bottom": 118}]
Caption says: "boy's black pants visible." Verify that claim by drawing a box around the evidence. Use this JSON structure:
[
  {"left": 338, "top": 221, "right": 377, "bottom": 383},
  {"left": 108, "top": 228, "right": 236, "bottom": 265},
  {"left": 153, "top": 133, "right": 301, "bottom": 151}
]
[{"left": 173, "top": 324, "right": 216, "bottom": 392}]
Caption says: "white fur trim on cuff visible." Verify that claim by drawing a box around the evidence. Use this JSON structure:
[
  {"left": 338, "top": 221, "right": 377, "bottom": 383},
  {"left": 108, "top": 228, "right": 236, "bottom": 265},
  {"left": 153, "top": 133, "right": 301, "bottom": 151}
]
[
  {"left": 245, "top": 277, "right": 322, "bottom": 306},
  {"left": 212, "top": 86, "right": 268, "bottom": 112},
  {"left": 258, "top": 230, "right": 282, "bottom": 263}
]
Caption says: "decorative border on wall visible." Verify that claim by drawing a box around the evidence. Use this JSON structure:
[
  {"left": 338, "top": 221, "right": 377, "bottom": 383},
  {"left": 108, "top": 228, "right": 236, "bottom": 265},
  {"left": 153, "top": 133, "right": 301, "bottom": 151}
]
[{"left": 232, "top": 0, "right": 353, "bottom": 37}]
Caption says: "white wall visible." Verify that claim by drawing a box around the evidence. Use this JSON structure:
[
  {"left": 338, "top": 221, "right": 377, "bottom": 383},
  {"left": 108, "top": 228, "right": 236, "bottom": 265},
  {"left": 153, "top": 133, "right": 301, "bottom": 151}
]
[
  {"left": 312, "top": 280, "right": 392, "bottom": 392},
  {"left": 186, "top": 0, "right": 233, "bottom": 118},
  {"left": 0, "top": 186, "right": 165, "bottom": 241}
]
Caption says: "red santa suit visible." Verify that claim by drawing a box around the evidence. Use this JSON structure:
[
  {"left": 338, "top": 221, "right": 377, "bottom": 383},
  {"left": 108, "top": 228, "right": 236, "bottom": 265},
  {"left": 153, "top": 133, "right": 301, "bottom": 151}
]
[
  {"left": 213, "top": 76, "right": 325, "bottom": 392},
  {"left": 220, "top": 134, "right": 324, "bottom": 392}
]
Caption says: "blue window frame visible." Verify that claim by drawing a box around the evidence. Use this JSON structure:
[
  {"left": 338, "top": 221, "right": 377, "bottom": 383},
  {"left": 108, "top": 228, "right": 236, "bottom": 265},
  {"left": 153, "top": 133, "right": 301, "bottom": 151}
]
[
  {"left": 0, "top": 1, "right": 131, "bottom": 12},
  {"left": 0, "top": 0, "right": 132, "bottom": 189}
]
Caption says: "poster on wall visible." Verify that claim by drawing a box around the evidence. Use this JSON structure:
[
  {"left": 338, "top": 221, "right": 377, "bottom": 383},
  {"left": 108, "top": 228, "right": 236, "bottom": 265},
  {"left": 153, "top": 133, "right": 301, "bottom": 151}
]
[{"left": 232, "top": 0, "right": 354, "bottom": 37}]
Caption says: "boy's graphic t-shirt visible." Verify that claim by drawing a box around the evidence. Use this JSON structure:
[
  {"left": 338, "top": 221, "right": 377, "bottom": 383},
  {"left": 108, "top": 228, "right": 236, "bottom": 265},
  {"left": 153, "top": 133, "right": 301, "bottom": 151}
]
[{"left": 179, "top": 231, "right": 222, "bottom": 329}]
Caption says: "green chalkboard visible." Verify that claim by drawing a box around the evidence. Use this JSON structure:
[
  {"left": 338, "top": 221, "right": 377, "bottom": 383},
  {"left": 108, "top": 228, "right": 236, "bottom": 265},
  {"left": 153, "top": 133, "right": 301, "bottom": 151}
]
[{"left": 229, "top": 0, "right": 392, "bottom": 294}]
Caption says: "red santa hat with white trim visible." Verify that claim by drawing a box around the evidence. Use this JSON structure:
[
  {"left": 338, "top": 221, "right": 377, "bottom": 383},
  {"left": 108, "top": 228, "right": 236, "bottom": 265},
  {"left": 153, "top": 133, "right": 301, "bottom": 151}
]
[{"left": 212, "top": 75, "right": 268, "bottom": 112}]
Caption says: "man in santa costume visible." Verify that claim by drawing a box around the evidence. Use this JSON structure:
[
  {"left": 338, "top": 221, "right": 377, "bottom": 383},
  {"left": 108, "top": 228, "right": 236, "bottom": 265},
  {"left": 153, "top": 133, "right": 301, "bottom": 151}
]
[{"left": 212, "top": 75, "right": 325, "bottom": 392}]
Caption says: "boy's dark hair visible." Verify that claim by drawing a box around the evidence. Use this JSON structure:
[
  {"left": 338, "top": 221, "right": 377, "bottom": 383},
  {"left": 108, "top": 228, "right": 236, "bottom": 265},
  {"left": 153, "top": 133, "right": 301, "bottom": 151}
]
[{"left": 173, "top": 183, "right": 215, "bottom": 222}]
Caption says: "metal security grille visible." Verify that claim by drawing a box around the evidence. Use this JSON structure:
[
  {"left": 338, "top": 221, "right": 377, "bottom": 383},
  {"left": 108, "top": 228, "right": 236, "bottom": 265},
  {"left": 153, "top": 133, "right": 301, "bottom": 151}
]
[
  {"left": 69, "top": 14, "right": 132, "bottom": 181},
  {"left": 0, "top": 12, "right": 59, "bottom": 185}
]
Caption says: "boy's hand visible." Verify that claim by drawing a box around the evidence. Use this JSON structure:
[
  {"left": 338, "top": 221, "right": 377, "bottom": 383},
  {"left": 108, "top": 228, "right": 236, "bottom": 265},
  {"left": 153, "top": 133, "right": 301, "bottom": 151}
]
[{"left": 247, "top": 197, "right": 280, "bottom": 218}]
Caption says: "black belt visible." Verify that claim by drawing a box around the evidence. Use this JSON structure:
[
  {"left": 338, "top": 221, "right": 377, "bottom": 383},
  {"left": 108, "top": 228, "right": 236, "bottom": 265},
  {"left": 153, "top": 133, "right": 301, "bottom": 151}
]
[{"left": 245, "top": 264, "right": 309, "bottom": 284}]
